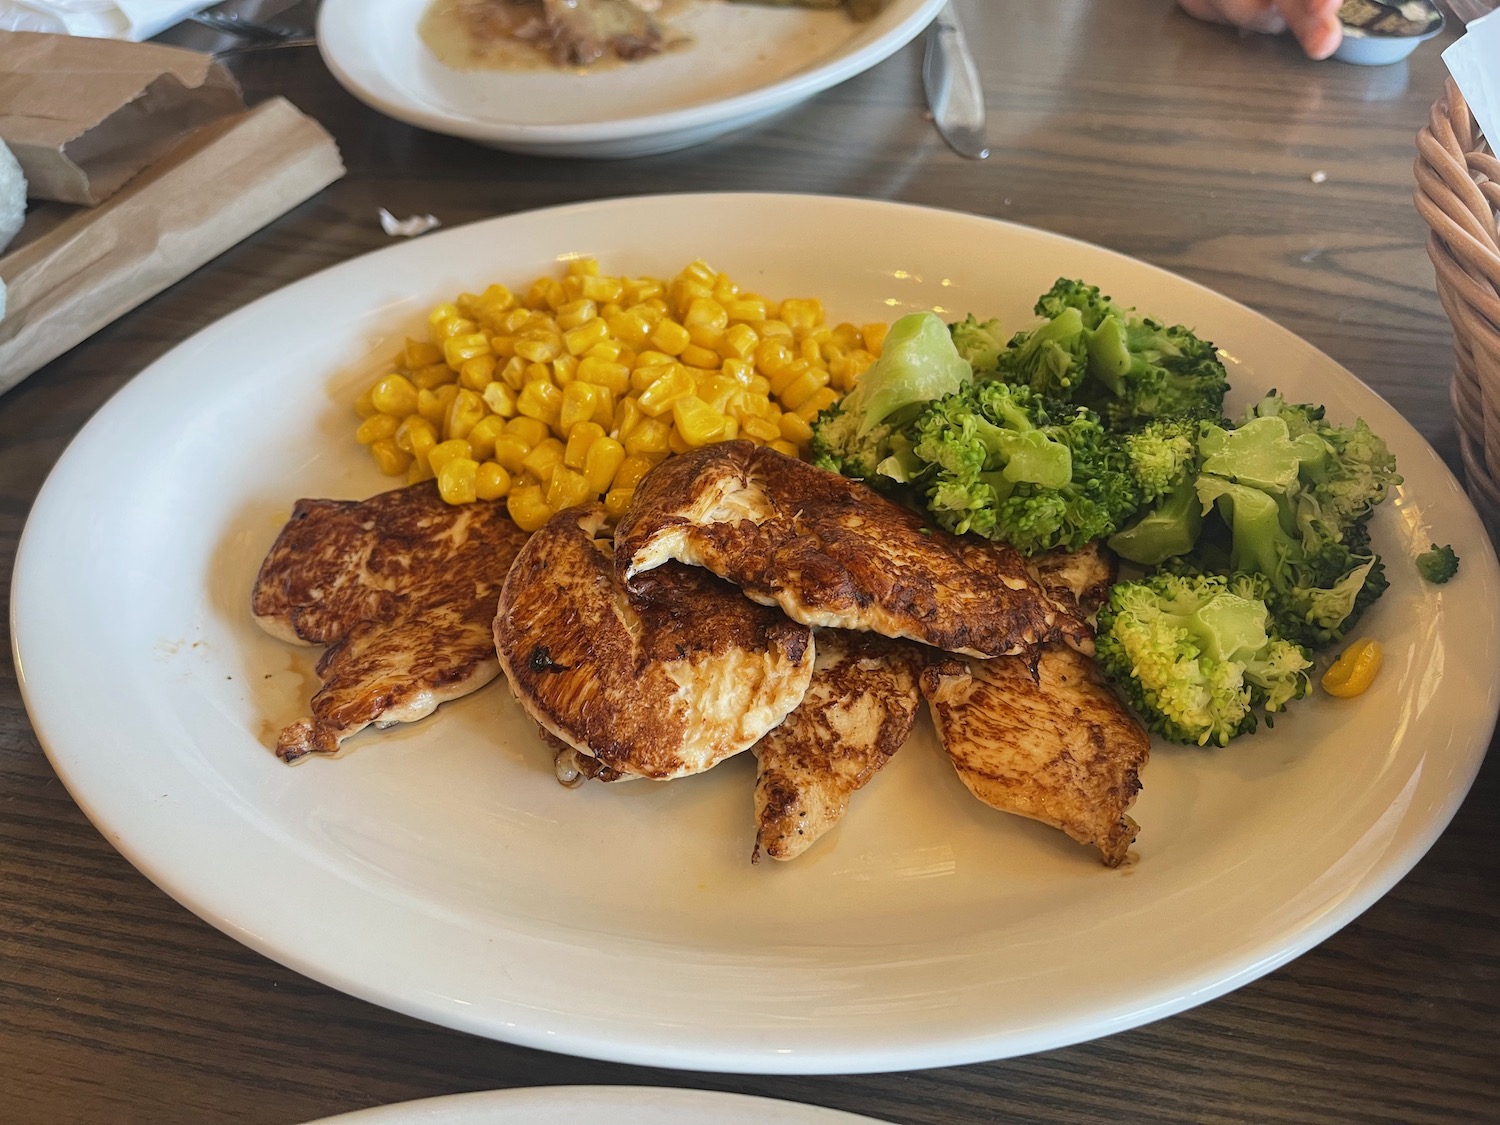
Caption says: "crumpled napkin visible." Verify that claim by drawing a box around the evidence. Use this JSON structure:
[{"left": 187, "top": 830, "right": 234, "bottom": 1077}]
[
  {"left": 0, "top": 0, "right": 212, "bottom": 41},
  {"left": 1444, "top": 9, "right": 1500, "bottom": 149}
]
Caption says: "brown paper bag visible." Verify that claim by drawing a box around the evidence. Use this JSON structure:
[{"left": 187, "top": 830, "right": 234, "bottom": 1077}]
[
  {"left": 0, "top": 97, "right": 345, "bottom": 394},
  {"left": 0, "top": 30, "right": 245, "bottom": 205}
]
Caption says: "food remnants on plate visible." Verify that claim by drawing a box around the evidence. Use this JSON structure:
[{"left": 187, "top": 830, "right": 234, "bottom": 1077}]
[
  {"left": 253, "top": 258, "right": 1425, "bottom": 869},
  {"left": 420, "top": 0, "right": 893, "bottom": 72}
]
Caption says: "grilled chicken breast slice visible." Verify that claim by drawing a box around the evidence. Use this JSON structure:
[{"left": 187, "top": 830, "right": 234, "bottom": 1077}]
[
  {"left": 614, "top": 441, "right": 1085, "bottom": 659},
  {"left": 752, "top": 630, "right": 925, "bottom": 862},
  {"left": 495, "top": 504, "right": 814, "bottom": 781},
  {"left": 251, "top": 482, "right": 529, "bottom": 763},
  {"left": 1027, "top": 539, "right": 1118, "bottom": 620},
  {"left": 922, "top": 645, "right": 1149, "bottom": 866}
]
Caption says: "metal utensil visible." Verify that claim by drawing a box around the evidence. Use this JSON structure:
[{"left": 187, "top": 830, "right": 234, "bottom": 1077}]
[{"left": 922, "top": 1, "right": 989, "bottom": 160}]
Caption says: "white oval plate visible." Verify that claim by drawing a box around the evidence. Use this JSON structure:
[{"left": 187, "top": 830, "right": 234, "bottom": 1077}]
[
  {"left": 13, "top": 194, "right": 1499, "bottom": 1075},
  {"left": 302, "top": 1086, "right": 889, "bottom": 1125},
  {"left": 317, "top": 0, "right": 945, "bottom": 158}
]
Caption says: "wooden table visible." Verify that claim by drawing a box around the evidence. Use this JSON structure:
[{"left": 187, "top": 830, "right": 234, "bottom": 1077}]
[{"left": 3, "top": 2, "right": 1497, "bottom": 1121}]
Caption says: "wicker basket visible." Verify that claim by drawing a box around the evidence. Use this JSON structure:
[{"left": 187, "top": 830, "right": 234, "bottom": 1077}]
[{"left": 1415, "top": 78, "right": 1500, "bottom": 536}]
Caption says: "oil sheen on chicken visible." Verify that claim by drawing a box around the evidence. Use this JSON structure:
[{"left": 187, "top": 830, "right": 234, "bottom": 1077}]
[
  {"left": 922, "top": 645, "right": 1150, "bottom": 866},
  {"left": 752, "top": 630, "right": 925, "bottom": 862},
  {"left": 614, "top": 441, "right": 1086, "bottom": 659},
  {"left": 495, "top": 503, "right": 814, "bottom": 780},
  {"left": 250, "top": 481, "right": 530, "bottom": 763}
]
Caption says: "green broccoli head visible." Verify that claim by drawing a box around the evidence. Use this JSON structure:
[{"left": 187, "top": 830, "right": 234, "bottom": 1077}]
[
  {"left": 949, "top": 314, "right": 1007, "bottom": 375},
  {"left": 1033, "top": 278, "right": 1122, "bottom": 329},
  {"left": 1122, "top": 416, "right": 1202, "bottom": 503},
  {"left": 1094, "top": 571, "right": 1313, "bottom": 747},
  {"left": 992, "top": 307, "right": 1091, "bottom": 399},
  {"left": 1415, "top": 543, "right": 1460, "bottom": 584},
  {"left": 908, "top": 381, "right": 1140, "bottom": 554},
  {"left": 808, "top": 310, "right": 971, "bottom": 483},
  {"left": 1080, "top": 316, "right": 1230, "bottom": 428}
]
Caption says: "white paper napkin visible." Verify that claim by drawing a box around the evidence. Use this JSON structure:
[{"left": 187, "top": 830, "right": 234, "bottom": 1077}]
[
  {"left": 1443, "top": 9, "right": 1500, "bottom": 149},
  {"left": 0, "top": 0, "right": 212, "bottom": 41}
]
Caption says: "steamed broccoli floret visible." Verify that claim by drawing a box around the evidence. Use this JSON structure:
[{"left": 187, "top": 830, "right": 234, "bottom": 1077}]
[
  {"left": 907, "top": 381, "right": 1140, "bottom": 554},
  {"left": 810, "top": 311, "right": 971, "bottom": 482},
  {"left": 1094, "top": 571, "right": 1313, "bottom": 746},
  {"left": 950, "top": 314, "right": 1007, "bottom": 375},
  {"left": 1416, "top": 543, "right": 1460, "bottom": 584},
  {"left": 1122, "top": 416, "right": 1201, "bottom": 503},
  {"left": 1190, "top": 413, "right": 1391, "bottom": 649},
  {"left": 1106, "top": 417, "right": 1207, "bottom": 565},
  {"left": 996, "top": 279, "right": 1229, "bottom": 427},
  {"left": 1110, "top": 477, "right": 1204, "bottom": 566}
]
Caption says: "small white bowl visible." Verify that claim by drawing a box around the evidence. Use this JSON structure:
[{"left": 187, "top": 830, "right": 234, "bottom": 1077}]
[{"left": 1333, "top": 1, "right": 1445, "bottom": 66}]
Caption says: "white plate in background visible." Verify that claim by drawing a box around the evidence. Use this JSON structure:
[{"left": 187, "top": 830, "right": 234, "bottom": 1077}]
[
  {"left": 13, "top": 194, "right": 1499, "bottom": 1074},
  {"left": 301, "top": 1086, "right": 892, "bottom": 1125},
  {"left": 317, "top": 0, "right": 944, "bottom": 157}
]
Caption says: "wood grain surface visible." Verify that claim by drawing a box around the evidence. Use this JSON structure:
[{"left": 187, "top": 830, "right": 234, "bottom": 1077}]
[{"left": 2, "top": 2, "right": 1497, "bottom": 1122}]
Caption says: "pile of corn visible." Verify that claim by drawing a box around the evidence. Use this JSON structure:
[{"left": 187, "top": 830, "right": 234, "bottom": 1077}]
[{"left": 352, "top": 258, "right": 887, "bottom": 532}]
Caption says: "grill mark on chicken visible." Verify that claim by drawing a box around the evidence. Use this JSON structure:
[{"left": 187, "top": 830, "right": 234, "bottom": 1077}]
[
  {"left": 496, "top": 504, "right": 814, "bottom": 781},
  {"left": 922, "top": 645, "right": 1149, "bottom": 866},
  {"left": 251, "top": 482, "right": 529, "bottom": 763},
  {"left": 1027, "top": 539, "right": 1118, "bottom": 620},
  {"left": 615, "top": 441, "right": 1086, "bottom": 659},
  {"left": 752, "top": 630, "right": 925, "bottom": 862}
]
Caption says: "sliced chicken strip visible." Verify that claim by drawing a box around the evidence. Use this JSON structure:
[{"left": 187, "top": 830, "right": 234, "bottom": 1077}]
[
  {"left": 922, "top": 645, "right": 1149, "bottom": 866},
  {"left": 251, "top": 481, "right": 529, "bottom": 763},
  {"left": 496, "top": 504, "right": 814, "bottom": 781},
  {"left": 615, "top": 441, "right": 1086, "bottom": 659},
  {"left": 1026, "top": 539, "right": 1119, "bottom": 620},
  {"left": 752, "top": 630, "right": 926, "bottom": 863}
]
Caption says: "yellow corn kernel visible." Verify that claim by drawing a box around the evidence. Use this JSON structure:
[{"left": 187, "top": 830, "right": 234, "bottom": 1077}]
[
  {"left": 496, "top": 356, "right": 527, "bottom": 390},
  {"left": 492, "top": 433, "right": 532, "bottom": 473},
  {"left": 680, "top": 343, "right": 721, "bottom": 370},
  {"left": 755, "top": 337, "right": 797, "bottom": 380},
  {"left": 524, "top": 277, "right": 567, "bottom": 311},
  {"left": 475, "top": 462, "right": 512, "bottom": 501},
  {"left": 768, "top": 438, "right": 799, "bottom": 458},
  {"left": 613, "top": 454, "right": 655, "bottom": 492},
  {"left": 695, "top": 374, "right": 741, "bottom": 413},
  {"left": 637, "top": 365, "right": 696, "bottom": 417},
  {"left": 516, "top": 380, "right": 563, "bottom": 428},
  {"left": 515, "top": 334, "right": 564, "bottom": 364},
  {"left": 428, "top": 438, "right": 473, "bottom": 475},
  {"left": 369, "top": 439, "right": 411, "bottom": 476},
  {"left": 588, "top": 384, "right": 616, "bottom": 430},
  {"left": 1322, "top": 639, "right": 1383, "bottom": 698},
  {"left": 795, "top": 386, "right": 840, "bottom": 423},
  {"left": 410, "top": 362, "right": 455, "bottom": 391},
  {"left": 443, "top": 333, "right": 490, "bottom": 370},
  {"left": 482, "top": 381, "right": 517, "bottom": 418},
  {"left": 552, "top": 354, "right": 578, "bottom": 387},
  {"left": 672, "top": 396, "right": 727, "bottom": 447},
  {"left": 624, "top": 418, "right": 671, "bottom": 456},
  {"left": 565, "top": 421, "right": 606, "bottom": 469},
  {"left": 757, "top": 319, "right": 794, "bottom": 340},
  {"left": 650, "top": 319, "right": 692, "bottom": 357},
  {"left": 604, "top": 486, "right": 635, "bottom": 521},
  {"left": 559, "top": 381, "right": 600, "bottom": 435},
  {"left": 630, "top": 362, "right": 671, "bottom": 394},
  {"left": 564, "top": 317, "right": 610, "bottom": 356},
  {"left": 767, "top": 359, "right": 810, "bottom": 397},
  {"left": 396, "top": 415, "right": 438, "bottom": 461},
  {"left": 521, "top": 437, "right": 566, "bottom": 479},
  {"left": 430, "top": 315, "right": 477, "bottom": 342},
  {"left": 458, "top": 354, "right": 497, "bottom": 391},
  {"left": 555, "top": 299, "right": 597, "bottom": 332},
  {"left": 668, "top": 427, "right": 691, "bottom": 455},
  {"left": 356, "top": 413, "right": 400, "bottom": 444},
  {"left": 582, "top": 436, "right": 626, "bottom": 494},
  {"left": 370, "top": 373, "right": 419, "bottom": 417},
  {"left": 445, "top": 388, "right": 487, "bottom": 441},
  {"left": 614, "top": 398, "right": 643, "bottom": 441},
  {"left": 546, "top": 465, "right": 592, "bottom": 512},
  {"left": 405, "top": 338, "right": 443, "bottom": 368},
  {"left": 778, "top": 367, "right": 831, "bottom": 412},
  {"left": 354, "top": 388, "right": 377, "bottom": 419},
  {"left": 779, "top": 412, "right": 813, "bottom": 446},
  {"left": 720, "top": 323, "right": 759, "bottom": 360},
  {"left": 829, "top": 322, "right": 861, "bottom": 349},
  {"left": 747, "top": 374, "right": 772, "bottom": 397},
  {"left": 465, "top": 414, "right": 507, "bottom": 460},
  {"left": 407, "top": 457, "right": 434, "bottom": 484},
  {"left": 584, "top": 337, "right": 624, "bottom": 363},
  {"left": 521, "top": 361, "right": 553, "bottom": 386},
  {"left": 622, "top": 277, "right": 663, "bottom": 304},
  {"left": 505, "top": 416, "right": 549, "bottom": 446},
  {"left": 507, "top": 485, "right": 555, "bottom": 532},
  {"left": 418, "top": 385, "right": 458, "bottom": 424},
  {"left": 581, "top": 275, "right": 623, "bottom": 303},
  {"left": 740, "top": 415, "right": 781, "bottom": 443},
  {"left": 861, "top": 322, "right": 889, "bottom": 355},
  {"left": 437, "top": 457, "right": 480, "bottom": 505},
  {"left": 684, "top": 297, "right": 729, "bottom": 335},
  {"left": 779, "top": 298, "right": 823, "bottom": 334},
  {"left": 577, "top": 356, "right": 629, "bottom": 396},
  {"left": 721, "top": 358, "right": 755, "bottom": 386},
  {"left": 725, "top": 297, "right": 767, "bottom": 323}
]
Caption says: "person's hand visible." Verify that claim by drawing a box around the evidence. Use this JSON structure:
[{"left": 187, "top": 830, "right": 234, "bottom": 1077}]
[{"left": 1178, "top": 0, "right": 1344, "bottom": 59}]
